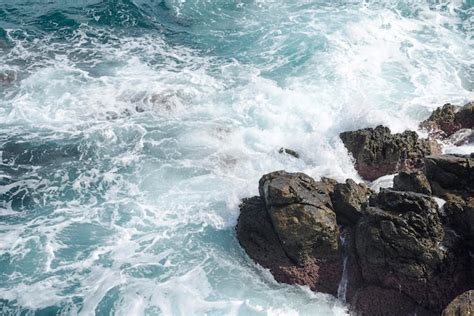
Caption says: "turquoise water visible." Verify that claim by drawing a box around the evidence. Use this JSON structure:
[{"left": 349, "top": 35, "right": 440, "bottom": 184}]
[{"left": 0, "top": 1, "right": 473, "bottom": 315}]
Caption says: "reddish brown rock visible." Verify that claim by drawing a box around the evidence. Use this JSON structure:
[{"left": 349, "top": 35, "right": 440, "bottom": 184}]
[{"left": 236, "top": 195, "right": 343, "bottom": 294}]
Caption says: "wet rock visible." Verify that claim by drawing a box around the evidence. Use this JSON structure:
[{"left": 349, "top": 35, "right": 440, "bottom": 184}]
[
  {"left": 237, "top": 172, "right": 343, "bottom": 295},
  {"left": 278, "top": 148, "right": 300, "bottom": 159},
  {"left": 393, "top": 171, "right": 432, "bottom": 195},
  {"left": 340, "top": 125, "right": 440, "bottom": 181},
  {"left": 424, "top": 154, "right": 474, "bottom": 199},
  {"left": 442, "top": 290, "right": 474, "bottom": 316},
  {"left": 331, "top": 179, "right": 372, "bottom": 226},
  {"left": 259, "top": 171, "right": 339, "bottom": 265},
  {"left": 420, "top": 102, "right": 474, "bottom": 138}
]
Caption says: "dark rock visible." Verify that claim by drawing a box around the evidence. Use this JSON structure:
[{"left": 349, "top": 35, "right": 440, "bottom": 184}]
[
  {"left": 331, "top": 179, "right": 372, "bottom": 226},
  {"left": 358, "top": 190, "right": 444, "bottom": 282},
  {"left": 236, "top": 197, "right": 335, "bottom": 291},
  {"left": 258, "top": 171, "right": 339, "bottom": 265},
  {"left": 442, "top": 290, "right": 474, "bottom": 316},
  {"left": 357, "top": 189, "right": 472, "bottom": 312},
  {"left": 393, "top": 171, "right": 432, "bottom": 195},
  {"left": 278, "top": 148, "right": 300, "bottom": 159},
  {"left": 424, "top": 154, "right": 474, "bottom": 199},
  {"left": 351, "top": 286, "right": 434, "bottom": 316},
  {"left": 420, "top": 102, "right": 474, "bottom": 138},
  {"left": 443, "top": 197, "right": 474, "bottom": 249},
  {"left": 456, "top": 102, "right": 474, "bottom": 132},
  {"left": 340, "top": 125, "right": 440, "bottom": 181}
]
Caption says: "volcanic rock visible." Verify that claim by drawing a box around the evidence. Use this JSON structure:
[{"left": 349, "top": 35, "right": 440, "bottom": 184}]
[{"left": 339, "top": 125, "right": 440, "bottom": 181}]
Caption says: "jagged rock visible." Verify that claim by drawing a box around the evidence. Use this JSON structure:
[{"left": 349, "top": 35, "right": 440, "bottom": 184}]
[
  {"left": 236, "top": 153, "right": 474, "bottom": 315},
  {"left": 442, "top": 290, "right": 474, "bottom": 316},
  {"left": 331, "top": 179, "right": 372, "bottom": 226},
  {"left": 358, "top": 190, "right": 444, "bottom": 281},
  {"left": 393, "top": 171, "right": 432, "bottom": 195},
  {"left": 278, "top": 148, "right": 300, "bottom": 159},
  {"left": 259, "top": 171, "right": 339, "bottom": 265},
  {"left": 237, "top": 172, "right": 343, "bottom": 295},
  {"left": 340, "top": 125, "right": 440, "bottom": 181},
  {"left": 236, "top": 196, "right": 326, "bottom": 289},
  {"left": 424, "top": 154, "right": 474, "bottom": 199},
  {"left": 356, "top": 189, "right": 472, "bottom": 312},
  {"left": 420, "top": 102, "right": 474, "bottom": 138}
]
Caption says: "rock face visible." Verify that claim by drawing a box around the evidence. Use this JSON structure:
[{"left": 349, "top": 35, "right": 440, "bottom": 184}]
[
  {"left": 420, "top": 102, "right": 474, "bottom": 138},
  {"left": 393, "top": 171, "right": 432, "bottom": 195},
  {"left": 258, "top": 171, "right": 340, "bottom": 265},
  {"left": 424, "top": 154, "right": 474, "bottom": 198},
  {"left": 237, "top": 171, "right": 343, "bottom": 294},
  {"left": 339, "top": 125, "right": 440, "bottom": 181},
  {"left": 442, "top": 290, "right": 474, "bottom": 316},
  {"left": 331, "top": 179, "right": 371, "bottom": 226},
  {"left": 237, "top": 155, "right": 473, "bottom": 315}
]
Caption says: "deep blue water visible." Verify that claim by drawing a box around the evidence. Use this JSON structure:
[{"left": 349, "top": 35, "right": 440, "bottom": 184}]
[{"left": 0, "top": 1, "right": 473, "bottom": 315}]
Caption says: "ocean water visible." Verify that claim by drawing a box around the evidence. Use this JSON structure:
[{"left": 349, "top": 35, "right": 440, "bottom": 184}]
[{"left": 0, "top": 0, "right": 472, "bottom": 315}]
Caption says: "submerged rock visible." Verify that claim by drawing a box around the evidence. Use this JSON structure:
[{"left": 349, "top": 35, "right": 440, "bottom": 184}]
[
  {"left": 278, "top": 148, "right": 300, "bottom": 159},
  {"left": 339, "top": 125, "right": 440, "bottom": 181},
  {"left": 420, "top": 102, "right": 474, "bottom": 138},
  {"left": 442, "top": 290, "right": 474, "bottom": 316}
]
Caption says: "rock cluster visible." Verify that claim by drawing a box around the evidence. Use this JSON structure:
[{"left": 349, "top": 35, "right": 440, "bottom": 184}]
[
  {"left": 339, "top": 102, "right": 472, "bottom": 181},
  {"left": 236, "top": 103, "right": 473, "bottom": 315}
]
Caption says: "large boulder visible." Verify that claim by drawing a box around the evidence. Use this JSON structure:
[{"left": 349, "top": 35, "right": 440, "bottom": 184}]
[
  {"left": 393, "top": 171, "right": 432, "bottom": 195},
  {"left": 237, "top": 171, "right": 343, "bottom": 295},
  {"left": 357, "top": 190, "right": 445, "bottom": 283},
  {"left": 420, "top": 102, "right": 474, "bottom": 138},
  {"left": 442, "top": 290, "right": 474, "bottom": 316},
  {"left": 356, "top": 189, "right": 472, "bottom": 312},
  {"left": 424, "top": 154, "right": 474, "bottom": 199},
  {"left": 258, "top": 171, "right": 339, "bottom": 265},
  {"left": 340, "top": 125, "right": 440, "bottom": 181},
  {"left": 331, "top": 179, "right": 372, "bottom": 226}
]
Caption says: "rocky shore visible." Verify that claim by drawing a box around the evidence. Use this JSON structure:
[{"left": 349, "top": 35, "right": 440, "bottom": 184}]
[{"left": 236, "top": 103, "right": 474, "bottom": 315}]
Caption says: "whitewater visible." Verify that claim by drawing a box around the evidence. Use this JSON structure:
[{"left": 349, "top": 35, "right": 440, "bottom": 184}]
[{"left": 0, "top": 0, "right": 472, "bottom": 315}]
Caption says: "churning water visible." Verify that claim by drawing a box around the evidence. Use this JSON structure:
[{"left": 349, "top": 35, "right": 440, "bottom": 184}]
[{"left": 0, "top": 0, "right": 472, "bottom": 315}]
